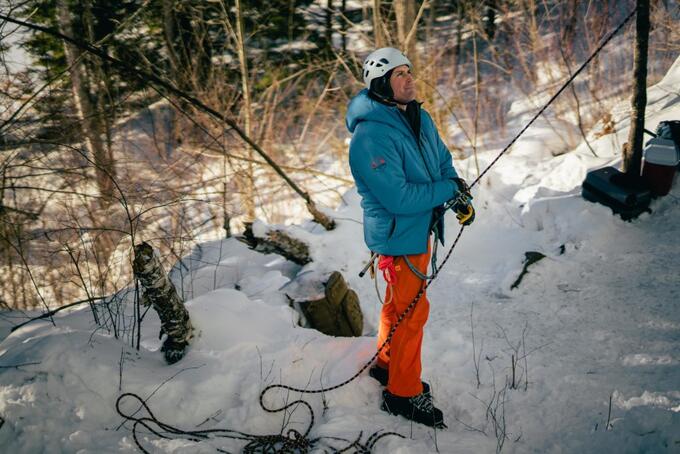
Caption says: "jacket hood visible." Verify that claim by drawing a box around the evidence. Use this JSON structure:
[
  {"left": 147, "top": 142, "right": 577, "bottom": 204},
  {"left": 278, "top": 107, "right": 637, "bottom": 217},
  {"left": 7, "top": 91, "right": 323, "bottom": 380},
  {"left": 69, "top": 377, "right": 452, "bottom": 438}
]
[{"left": 345, "top": 89, "right": 404, "bottom": 133}]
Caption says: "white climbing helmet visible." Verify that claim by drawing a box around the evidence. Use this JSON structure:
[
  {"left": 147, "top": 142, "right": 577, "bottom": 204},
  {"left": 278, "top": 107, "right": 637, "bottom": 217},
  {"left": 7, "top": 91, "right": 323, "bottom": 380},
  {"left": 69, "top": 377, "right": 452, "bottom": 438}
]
[{"left": 362, "top": 47, "right": 412, "bottom": 89}]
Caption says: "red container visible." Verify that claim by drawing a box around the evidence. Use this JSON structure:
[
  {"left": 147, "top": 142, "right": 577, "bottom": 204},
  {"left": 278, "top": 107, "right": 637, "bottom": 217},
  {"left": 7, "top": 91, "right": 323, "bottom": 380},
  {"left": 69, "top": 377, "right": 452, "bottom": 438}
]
[{"left": 641, "top": 138, "right": 679, "bottom": 196}]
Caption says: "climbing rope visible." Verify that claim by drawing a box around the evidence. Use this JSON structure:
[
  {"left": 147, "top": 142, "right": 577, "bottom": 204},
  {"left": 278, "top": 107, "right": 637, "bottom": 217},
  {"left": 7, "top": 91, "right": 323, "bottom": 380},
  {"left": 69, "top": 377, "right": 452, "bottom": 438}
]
[
  {"left": 115, "top": 7, "right": 637, "bottom": 453},
  {"left": 116, "top": 392, "right": 404, "bottom": 453}
]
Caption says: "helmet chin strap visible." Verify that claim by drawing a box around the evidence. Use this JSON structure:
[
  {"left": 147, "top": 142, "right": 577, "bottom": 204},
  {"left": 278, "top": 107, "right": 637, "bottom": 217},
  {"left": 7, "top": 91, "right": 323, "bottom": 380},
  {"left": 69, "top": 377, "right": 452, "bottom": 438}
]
[
  {"left": 367, "top": 89, "right": 397, "bottom": 106},
  {"left": 368, "top": 88, "right": 414, "bottom": 108}
]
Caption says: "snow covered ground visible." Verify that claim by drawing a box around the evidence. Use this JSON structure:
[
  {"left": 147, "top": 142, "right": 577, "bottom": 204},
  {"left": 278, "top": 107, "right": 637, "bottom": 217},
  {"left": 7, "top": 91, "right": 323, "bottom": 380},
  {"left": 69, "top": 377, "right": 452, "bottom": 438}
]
[{"left": 1, "top": 57, "right": 679, "bottom": 453}]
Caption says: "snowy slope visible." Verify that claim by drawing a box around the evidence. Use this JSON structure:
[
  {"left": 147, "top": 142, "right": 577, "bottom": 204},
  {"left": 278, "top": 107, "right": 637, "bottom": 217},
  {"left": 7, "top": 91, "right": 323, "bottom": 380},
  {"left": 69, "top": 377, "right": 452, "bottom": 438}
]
[{"left": 1, "top": 58, "right": 679, "bottom": 453}]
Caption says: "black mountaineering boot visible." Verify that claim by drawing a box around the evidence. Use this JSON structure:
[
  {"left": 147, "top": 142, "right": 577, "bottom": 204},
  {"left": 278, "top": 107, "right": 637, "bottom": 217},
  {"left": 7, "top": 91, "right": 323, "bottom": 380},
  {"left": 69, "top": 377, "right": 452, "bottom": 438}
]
[{"left": 381, "top": 389, "right": 446, "bottom": 429}]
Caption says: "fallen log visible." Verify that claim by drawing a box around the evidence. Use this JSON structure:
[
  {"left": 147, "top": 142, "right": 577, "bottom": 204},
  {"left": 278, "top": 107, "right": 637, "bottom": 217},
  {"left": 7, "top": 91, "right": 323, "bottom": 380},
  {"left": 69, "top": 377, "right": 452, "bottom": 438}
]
[{"left": 241, "top": 222, "right": 311, "bottom": 265}]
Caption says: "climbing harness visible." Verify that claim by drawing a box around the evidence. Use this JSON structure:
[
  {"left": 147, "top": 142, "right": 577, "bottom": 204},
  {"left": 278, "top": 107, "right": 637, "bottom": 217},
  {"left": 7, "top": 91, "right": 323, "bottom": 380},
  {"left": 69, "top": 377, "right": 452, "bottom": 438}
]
[
  {"left": 112, "top": 6, "right": 638, "bottom": 452},
  {"left": 403, "top": 253, "right": 435, "bottom": 281}
]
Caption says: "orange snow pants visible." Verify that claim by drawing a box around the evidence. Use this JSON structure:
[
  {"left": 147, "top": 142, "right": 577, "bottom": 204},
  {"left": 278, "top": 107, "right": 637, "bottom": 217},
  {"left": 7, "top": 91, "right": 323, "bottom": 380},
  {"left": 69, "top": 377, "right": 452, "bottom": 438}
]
[{"left": 376, "top": 241, "right": 431, "bottom": 397}]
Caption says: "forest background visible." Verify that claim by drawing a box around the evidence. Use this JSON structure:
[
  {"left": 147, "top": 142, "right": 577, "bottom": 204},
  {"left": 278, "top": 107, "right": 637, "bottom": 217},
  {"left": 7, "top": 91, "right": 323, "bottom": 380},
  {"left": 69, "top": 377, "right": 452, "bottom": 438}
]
[{"left": 1, "top": 0, "right": 678, "bottom": 313}]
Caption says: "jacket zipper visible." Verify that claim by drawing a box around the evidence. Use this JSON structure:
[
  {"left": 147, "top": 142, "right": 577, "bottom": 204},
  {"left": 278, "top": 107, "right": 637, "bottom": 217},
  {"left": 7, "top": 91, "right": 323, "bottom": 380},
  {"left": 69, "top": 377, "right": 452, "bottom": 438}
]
[{"left": 394, "top": 107, "right": 435, "bottom": 181}]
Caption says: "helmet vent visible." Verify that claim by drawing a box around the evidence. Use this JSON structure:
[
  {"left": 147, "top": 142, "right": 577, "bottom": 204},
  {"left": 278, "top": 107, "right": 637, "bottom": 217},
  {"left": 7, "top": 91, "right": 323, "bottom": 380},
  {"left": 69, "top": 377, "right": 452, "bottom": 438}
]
[{"left": 379, "top": 58, "right": 389, "bottom": 64}]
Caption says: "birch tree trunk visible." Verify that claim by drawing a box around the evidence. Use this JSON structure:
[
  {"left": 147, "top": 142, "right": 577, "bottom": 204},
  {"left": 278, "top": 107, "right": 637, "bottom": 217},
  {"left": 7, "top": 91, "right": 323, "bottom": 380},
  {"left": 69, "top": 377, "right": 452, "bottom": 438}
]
[
  {"left": 133, "top": 242, "right": 194, "bottom": 364},
  {"left": 394, "top": 0, "right": 417, "bottom": 57},
  {"left": 623, "top": 0, "right": 649, "bottom": 176},
  {"left": 56, "top": 1, "right": 116, "bottom": 206},
  {"left": 372, "top": 0, "right": 386, "bottom": 48},
  {"left": 341, "top": 0, "right": 347, "bottom": 52},
  {"left": 82, "top": 0, "right": 114, "bottom": 162},
  {"left": 235, "top": 0, "right": 256, "bottom": 222}
]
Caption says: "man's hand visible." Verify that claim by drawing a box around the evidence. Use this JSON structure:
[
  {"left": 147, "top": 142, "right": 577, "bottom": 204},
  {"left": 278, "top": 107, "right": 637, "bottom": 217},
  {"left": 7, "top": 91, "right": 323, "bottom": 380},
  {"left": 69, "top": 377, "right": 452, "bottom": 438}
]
[
  {"left": 452, "top": 177, "right": 471, "bottom": 199},
  {"left": 450, "top": 177, "right": 475, "bottom": 226}
]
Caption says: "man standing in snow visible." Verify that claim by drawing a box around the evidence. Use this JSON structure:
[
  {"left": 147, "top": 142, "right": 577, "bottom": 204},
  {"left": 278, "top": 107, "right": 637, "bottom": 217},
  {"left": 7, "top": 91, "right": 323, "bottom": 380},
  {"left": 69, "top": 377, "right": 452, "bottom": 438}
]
[{"left": 346, "top": 47, "right": 474, "bottom": 428}]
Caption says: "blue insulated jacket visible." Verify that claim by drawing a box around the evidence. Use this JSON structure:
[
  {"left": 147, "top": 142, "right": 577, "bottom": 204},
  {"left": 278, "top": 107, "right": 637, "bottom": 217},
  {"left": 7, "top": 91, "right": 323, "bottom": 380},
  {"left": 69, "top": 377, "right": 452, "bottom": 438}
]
[{"left": 346, "top": 89, "right": 459, "bottom": 256}]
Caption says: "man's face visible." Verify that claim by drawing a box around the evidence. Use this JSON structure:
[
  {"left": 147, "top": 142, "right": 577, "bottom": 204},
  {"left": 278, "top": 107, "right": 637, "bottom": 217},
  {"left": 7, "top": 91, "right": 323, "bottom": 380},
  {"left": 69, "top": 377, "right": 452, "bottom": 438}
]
[{"left": 389, "top": 65, "right": 416, "bottom": 104}]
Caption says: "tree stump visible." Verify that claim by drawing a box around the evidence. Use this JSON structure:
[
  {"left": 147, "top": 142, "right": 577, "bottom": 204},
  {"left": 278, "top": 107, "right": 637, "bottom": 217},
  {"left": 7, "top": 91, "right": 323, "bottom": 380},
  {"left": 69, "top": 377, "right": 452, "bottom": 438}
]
[{"left": 133, "top": 242, "right": 194, "bottom": 364}]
